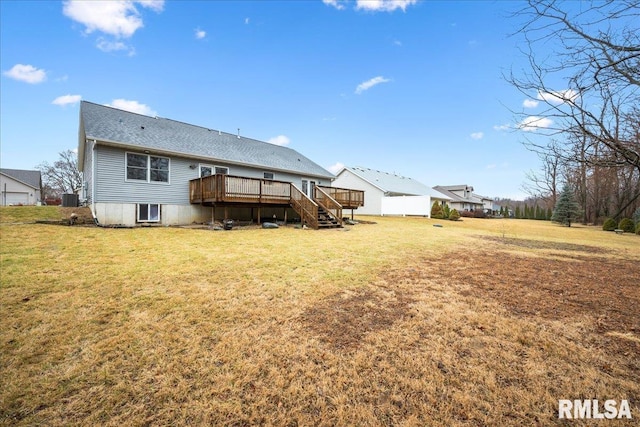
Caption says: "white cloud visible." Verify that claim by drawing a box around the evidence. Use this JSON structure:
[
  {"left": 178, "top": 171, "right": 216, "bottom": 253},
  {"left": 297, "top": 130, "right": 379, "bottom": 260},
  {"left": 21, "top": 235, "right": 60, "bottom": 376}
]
[
  {"left": 486, "top": 164, "right": 496, "bottom": 169},
  {"left": 52, "top": 94, "right": 82, "bottom": 106},
  {"left": 328, "top": 162, "right": 345, "bottom": 174},
  {"left": 523, "top": 99, "right": 539, "bottom": 108},
  {"left": 356, "top": 0, "right": 418, "bottom": 12},
  {"left": 355, "top": 76, "right": 391, "bottom": 94},
  {"left": 195, "top": 28, "right": 206, "bottom": 39},
  {"left": 62, "top": 0, "right": 164, "bottom": 39},
  {"left": 96, "top": 37, "right": 134, "bottom": 55},
  {"left": 136, "top": 0, "right": 164, "bottom": 12},
  {"left": 245, "top": 17, "right": 250, "bottom": 24},
  {"left": 107, "top": 99, "right": 157, "bottom": 116},
  {"left": 3, "top": 64, "right": 47, "bottom": 84},
  {"left": 470, "top": 132, "right": 484, "bottom": 140},
  {"left": 323, "top": 0, "right": 347, "bottom": 10},
  {"left": 518, "top": 116, "right": 553, "bottom": 132},
  {"left": 493, "top": 124, "right": 510, "bottom": 131},
  {"left": 536, "top": 89, "right": 579, "bottom": 104},
  {"left": 267, "top": 135, "right": 291, "bottom": 146},
  {"left": 393, "top": 39, "right": 402, "bottom": 46}
]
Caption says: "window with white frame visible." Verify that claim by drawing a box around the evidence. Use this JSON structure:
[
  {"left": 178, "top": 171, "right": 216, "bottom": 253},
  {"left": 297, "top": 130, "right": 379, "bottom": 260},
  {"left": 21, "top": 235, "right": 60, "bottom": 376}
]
[
  {"left": 126, "top": 153, "right": 169, "bottom": 183},
  {"left": 138, "top": 203, "right": 160, "bottom": 222},
  {"left": 199, "top": 165, "right": 229, "bottom": 177}
]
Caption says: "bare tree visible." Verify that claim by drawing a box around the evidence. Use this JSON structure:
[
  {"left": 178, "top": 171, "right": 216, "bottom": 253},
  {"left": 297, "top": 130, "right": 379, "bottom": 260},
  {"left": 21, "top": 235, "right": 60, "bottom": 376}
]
[
  {"left": 522, "top": 139, "right": 565, "bottom": 208},
  {"left": 509, "top": 0, "right": 640, "bottom": 219},
  {"left": 37, "top": 150, "right": 82, "bottom": 198}
]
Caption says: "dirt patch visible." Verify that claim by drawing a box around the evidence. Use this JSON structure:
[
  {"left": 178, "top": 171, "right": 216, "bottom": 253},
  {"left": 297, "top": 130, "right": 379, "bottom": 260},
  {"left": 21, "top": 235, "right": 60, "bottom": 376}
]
[
  {"left": 300, "top": 285, "right": 415, "bottom": 351},
  {"left": 388, "top": 252, "right": 640, "bottom": 364},
  {"left": 477, "top": 235, "right": 611, "bottom": 254}
]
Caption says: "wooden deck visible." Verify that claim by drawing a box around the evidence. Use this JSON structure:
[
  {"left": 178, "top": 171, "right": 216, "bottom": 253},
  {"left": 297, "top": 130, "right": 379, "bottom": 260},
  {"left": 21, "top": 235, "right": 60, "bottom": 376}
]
[{"left": 189, "top": 174, "right": 364, "bottom": 229}]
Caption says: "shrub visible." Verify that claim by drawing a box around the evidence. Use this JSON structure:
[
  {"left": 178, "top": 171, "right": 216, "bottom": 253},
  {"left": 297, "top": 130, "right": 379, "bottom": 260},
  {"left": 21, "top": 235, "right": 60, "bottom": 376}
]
[
  {"left": 618, "top": 218, "right": 635, "bottom": 233},
  {"left": 633, "top": 207, "right": 640, "bottom": 226},
  {"left": 449, "top": 209, "right": 460, "bottom": 221},
  {"left": 460, "top": 210, "right": 474, "bottom": 218},
  {"left": 443, "top": 204, "right": 451, "bottom": 219},
  {"left": 636, "top": 222, "right": 640, "bottom": 235},
  {"left": 602, "top": 218, "right": 617, "bottom": 231},
  {"left": 430, "top": 201, "right": 444, "bottom": 219},
  {"left": 473, "top": 210, "right": 486, "bottom": 218}
]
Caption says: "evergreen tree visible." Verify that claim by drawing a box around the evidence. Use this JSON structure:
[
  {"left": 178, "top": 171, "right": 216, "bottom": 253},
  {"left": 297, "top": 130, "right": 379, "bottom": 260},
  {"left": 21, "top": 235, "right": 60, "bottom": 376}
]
[
  {"left": 499, "top": 206, "right": 505, "bottom": 217},
  {"left": 431, "top": 201, "right": 444, "bottom": 219},
  {"left": 515, "top": 206, "right": 521, "bottom": 219},
  {"left": 546, "top": 207, "right": 552, "bottom": 221},
  {"left": 551, "top": 185, "right": 582, "bottom": 227},
  {"left": 443, "top": 203, "right": 451, "bottom": 219}
]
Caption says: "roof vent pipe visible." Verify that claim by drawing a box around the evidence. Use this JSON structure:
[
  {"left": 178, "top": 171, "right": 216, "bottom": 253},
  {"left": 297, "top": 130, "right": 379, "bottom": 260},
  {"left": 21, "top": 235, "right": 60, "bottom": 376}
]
[{"left": 237, "top": 128, "right": 240, "bottom": 138}]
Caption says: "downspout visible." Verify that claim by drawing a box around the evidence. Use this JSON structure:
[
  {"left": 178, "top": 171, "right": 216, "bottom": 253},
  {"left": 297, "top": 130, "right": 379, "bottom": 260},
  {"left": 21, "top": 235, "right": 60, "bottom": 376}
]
[{"left": 91, "top": 139, "right": 97, "bottom": 221}]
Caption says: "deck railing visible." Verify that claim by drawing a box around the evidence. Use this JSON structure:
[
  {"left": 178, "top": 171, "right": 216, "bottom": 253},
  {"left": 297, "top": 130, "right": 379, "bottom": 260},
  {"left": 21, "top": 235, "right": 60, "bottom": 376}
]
[
  {"left": 317, "top": 186, "right": 364, "bottom": 209},
  {"left": 314, "top": 186, "right": 343, "bottom": 227},
  {"left": 190, "top": 174, "right": 292, "bottom": 204}
]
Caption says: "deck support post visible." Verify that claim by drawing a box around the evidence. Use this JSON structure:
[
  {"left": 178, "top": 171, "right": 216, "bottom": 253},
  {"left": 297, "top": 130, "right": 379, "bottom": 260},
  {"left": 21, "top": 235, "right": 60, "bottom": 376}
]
[
  {"left": 284, "top": 208, "right": 287, "bottom": 225},
  {"left": 257, "top": 207, "right": 261, "bottom": 225},
  {"left": 224, "top": 206, "right": 228, "bottom": 221}
]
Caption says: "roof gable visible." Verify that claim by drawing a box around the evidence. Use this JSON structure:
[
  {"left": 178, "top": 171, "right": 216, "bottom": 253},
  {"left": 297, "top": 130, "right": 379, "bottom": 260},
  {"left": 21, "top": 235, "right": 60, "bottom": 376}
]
[
  {"left": 0, "top": 169, "right": 41, "bottom": 189},
  {"left": 79, "top": 101, "right": 333, "bottom": 179}
]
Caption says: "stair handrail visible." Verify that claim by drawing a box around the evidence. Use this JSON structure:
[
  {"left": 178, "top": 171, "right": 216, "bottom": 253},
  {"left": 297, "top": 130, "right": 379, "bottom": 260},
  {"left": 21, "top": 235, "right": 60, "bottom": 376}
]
[
  {"left": 314, "top": 186, "right": 343, "bottom": 227},
  {"left": 290, "top": 184, "right": 319, "bottom": 229}
]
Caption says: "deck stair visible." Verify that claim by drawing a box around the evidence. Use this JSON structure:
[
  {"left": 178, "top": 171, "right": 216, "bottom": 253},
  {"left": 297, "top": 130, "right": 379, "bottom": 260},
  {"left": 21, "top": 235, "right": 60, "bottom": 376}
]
[{"left": 316, "top": 206, "right": 342, "bottom": 228}]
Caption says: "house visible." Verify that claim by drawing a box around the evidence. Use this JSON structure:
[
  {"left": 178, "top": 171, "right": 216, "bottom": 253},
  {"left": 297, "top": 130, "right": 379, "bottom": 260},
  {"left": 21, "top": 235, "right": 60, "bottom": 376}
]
[
  {"left": 77, "top": 101, "right": 363, "bottom": 228},
  {"left": 0, "top": 169, "right": 42, "bottom": 206},
  {"left": 432, "top": 185, "right": 488, "bottom": 213},
  {"left": 332, "top": 166, "right": 450, "bottom": 217}
]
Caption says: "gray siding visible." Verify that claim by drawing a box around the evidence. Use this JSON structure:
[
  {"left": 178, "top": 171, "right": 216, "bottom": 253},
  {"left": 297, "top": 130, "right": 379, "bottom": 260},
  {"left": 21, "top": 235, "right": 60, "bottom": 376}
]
[{"left": 94, "top": 145, "right": 330, "bottom": 204}]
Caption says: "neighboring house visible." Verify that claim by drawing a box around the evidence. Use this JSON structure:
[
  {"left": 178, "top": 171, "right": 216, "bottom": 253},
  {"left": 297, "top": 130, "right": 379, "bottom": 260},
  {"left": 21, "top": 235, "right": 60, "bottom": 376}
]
[
  {"left": 77, "top": 101, "right": 362, "bottom": 227},
  {"left": 433, "top": 185, "right": 487, "bottom": 212},
  {"left": 0, "top": 169, "right": 42, "bottom": 206},
  {"left": 332, "top": 166, "right": 450, "bottom": 217}
]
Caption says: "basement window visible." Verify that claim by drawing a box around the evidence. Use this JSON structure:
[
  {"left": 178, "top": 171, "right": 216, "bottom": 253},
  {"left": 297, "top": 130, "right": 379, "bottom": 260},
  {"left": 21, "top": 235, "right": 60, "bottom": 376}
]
[{"left": 138, "top": 203, "right": 160, "bottom": 222}]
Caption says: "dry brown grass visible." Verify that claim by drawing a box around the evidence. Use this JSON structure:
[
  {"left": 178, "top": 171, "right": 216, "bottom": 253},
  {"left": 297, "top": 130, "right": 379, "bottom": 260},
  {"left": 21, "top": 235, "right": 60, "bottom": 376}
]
[{"left": 1, "top": 209, "right": 639, "bottom": 426}]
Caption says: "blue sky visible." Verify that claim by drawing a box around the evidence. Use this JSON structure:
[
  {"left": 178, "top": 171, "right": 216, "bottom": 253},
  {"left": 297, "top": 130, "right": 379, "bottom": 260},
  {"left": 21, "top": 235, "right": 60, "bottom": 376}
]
[{"left": 1, "top": 0, "right": 558, "bottom": 200}]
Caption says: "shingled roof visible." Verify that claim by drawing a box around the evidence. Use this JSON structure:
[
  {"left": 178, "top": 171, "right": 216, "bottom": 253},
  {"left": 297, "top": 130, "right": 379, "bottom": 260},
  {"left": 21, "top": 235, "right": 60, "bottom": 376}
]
[
  {"left": 344, "top": 166, "right": 450, "bottom": 199},
  {"left": 78, "top": 101, "right": 333, "bottom": 179},
  {"left": 0, "top": 169, "right": 41, "bottom": 189}
]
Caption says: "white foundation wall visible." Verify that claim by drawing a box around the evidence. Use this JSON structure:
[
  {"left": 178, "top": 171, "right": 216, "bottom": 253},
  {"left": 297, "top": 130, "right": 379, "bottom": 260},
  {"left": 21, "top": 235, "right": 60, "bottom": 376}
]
[
  {"left": 381, "top": 195, "right": 432, "bottom": 217},
  {"left": 94, "top": 203, "right": 211, "bottom": 226}
]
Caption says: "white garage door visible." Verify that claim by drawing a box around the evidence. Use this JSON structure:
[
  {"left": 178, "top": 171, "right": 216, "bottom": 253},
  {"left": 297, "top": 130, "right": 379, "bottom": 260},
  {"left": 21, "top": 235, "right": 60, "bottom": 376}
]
[{"left": 4, "top": 192, "right": 29, "bottom": 205}]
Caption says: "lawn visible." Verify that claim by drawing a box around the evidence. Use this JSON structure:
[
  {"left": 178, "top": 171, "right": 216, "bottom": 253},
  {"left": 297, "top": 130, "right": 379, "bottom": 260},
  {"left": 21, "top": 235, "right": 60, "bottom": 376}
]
[{"left": 1, "top": 207, "right": 638, "bottom": 426}]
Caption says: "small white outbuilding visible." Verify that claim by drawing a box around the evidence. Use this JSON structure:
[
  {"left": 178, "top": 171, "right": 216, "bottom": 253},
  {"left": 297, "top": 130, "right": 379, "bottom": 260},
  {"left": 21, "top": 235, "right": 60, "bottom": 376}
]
[{"left": 332, "top": 166, "right": 450, "bottom": 217}]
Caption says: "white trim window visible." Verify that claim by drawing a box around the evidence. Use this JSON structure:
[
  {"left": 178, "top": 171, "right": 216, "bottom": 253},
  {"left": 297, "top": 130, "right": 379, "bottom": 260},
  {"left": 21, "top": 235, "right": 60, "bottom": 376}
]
[
  {"left": 126, "top": 152, "right": 170, "bottom": 183},
  {"left": 138, "top": 203, "right": 160, "bottom": 222},
  {"left": 199, "top": 164, "right": 229, "bottom": 177}
]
